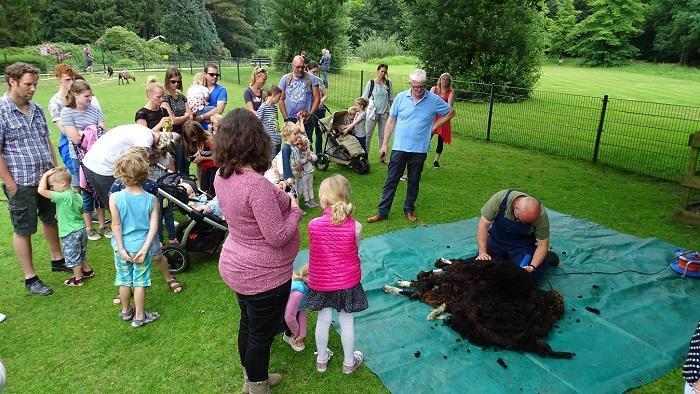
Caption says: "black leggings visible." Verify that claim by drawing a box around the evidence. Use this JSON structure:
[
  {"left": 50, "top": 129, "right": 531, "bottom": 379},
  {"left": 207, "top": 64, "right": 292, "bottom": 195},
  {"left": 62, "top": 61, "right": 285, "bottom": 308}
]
[
  {"left": 200, "top": 166, "right": 218, "bottom": 197},
  {"left": 432, "top": 134, "right": 444, "bottom": 154}
]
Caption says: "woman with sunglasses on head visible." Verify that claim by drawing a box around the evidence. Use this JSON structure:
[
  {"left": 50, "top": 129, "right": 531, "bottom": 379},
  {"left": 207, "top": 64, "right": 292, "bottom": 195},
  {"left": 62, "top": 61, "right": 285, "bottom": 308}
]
[
  {"left": 244, "top": 67, "right": 267, "bottom": 113},
  {"left": 161, "top": 67, "right": 193, "bottom": 174}
]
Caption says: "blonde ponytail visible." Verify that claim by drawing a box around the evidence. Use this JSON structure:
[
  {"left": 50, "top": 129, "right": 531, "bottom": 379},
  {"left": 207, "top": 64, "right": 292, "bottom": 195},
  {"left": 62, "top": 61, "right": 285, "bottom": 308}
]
[{"left": 318, "top": 174, "right": 353, "bottom": 225}]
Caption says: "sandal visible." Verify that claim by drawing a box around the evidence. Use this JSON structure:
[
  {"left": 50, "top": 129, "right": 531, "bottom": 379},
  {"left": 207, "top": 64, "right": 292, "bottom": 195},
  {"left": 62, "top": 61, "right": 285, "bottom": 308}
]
[
  {"left": 113, "top": 295, "right": 121, "bottom": 305},
  {"left": 166, "top": 278, "right": 182, "bottom": 293}
]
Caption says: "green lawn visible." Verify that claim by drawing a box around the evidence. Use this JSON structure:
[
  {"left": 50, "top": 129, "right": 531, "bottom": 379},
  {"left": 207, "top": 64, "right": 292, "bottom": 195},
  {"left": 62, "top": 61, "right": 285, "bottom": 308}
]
[{"left": 0, "top": 63, "right": 698, "bottom": 392}]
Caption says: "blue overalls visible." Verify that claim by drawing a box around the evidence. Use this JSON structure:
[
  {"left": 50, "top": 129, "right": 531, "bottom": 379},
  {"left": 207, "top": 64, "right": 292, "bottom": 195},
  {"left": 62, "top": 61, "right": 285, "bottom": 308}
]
[{"left": 487, "top": 190, "right": 549, "bottom": 281}]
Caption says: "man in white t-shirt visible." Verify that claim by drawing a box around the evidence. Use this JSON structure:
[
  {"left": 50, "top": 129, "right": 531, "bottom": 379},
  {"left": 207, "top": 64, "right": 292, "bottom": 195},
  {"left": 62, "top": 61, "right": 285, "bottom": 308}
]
[{"left": 82, "top": 124, "right": 158, "bottom": 207}]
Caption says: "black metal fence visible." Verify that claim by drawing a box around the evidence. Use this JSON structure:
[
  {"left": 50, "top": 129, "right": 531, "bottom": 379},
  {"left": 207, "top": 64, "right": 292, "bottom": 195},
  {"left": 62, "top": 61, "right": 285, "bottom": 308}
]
[{"left": 39, "top": 55, "right": 698, "bottom": 182}]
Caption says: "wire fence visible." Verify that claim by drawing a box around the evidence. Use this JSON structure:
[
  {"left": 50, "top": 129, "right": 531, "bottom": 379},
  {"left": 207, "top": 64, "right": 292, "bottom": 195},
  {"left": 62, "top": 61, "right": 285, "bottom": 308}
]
[{"left": 30, "top": 55, "right": 699, "bottom": 182}]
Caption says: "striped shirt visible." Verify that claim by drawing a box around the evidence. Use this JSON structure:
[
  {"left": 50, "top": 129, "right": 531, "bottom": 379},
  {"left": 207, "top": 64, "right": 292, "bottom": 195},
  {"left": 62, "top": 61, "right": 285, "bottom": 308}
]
[
  {"left": 684, "top": 321, "right": 700, "bottom": 385},
  {"left": 0, "top": 94, "right": 54, "bottom": 186},
  {"left": 256, "top": 102, "right": 281, "bottom": 146},
  {"left": 60, "top": 105, "right": 104, "bottom": 131}
]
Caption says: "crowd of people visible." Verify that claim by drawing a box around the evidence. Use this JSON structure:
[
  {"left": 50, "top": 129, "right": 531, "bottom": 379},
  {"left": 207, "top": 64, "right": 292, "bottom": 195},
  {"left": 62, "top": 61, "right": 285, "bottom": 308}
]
[{"left": 0, "top": 53, "right": 591, "bottom": 393}]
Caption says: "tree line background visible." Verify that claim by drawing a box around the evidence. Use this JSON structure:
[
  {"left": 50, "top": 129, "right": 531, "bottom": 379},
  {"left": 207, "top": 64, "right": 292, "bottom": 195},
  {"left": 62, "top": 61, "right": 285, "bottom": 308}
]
[{"left": 1, "top": 0, "right": 698, "bottom": 89}]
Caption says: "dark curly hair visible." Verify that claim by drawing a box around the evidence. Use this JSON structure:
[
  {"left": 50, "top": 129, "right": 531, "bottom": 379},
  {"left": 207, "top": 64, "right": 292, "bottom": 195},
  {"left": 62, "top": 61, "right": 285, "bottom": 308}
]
[{"left": 214, "top": 108, "right": 271, "bottom": 178}]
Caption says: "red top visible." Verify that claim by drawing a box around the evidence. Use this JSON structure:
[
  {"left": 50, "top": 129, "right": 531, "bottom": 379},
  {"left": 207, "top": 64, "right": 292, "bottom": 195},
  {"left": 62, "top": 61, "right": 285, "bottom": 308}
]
[
  {"left": 199, "top": 139, "right": 217, "bottom": 170},
  {"left": 432, "top": 88, "right": 452, "bottom": 144}
]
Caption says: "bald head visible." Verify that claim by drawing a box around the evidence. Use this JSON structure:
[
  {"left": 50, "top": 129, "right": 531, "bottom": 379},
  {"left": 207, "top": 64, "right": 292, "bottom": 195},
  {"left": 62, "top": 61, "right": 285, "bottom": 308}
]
[
  {"left": 292, "top": 56, "right": 305, "bottom": 77},
  {"left": 514, "top": 196, "right": 541, "bottom": 224}
]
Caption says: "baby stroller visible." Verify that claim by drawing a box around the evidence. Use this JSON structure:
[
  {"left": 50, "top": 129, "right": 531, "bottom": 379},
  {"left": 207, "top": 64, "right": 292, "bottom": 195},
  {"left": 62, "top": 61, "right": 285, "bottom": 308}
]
[
  {"left": 157, "top": 172, "right": 228, "bottom": 273},
  {"left": 314, "top": 110, "right": 370, "bottom": 174}
]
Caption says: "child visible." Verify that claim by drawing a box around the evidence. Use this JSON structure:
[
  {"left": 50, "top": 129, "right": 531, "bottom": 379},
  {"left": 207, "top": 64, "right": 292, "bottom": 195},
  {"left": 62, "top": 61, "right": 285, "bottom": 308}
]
[
  {"left": 38, "top": 168, "right": 95, "bottom": 286},
  {"left": 283, "top": 264, "right": 310, "bottom": 352},
  {"left": 148, "top": 135, "right": 178, "bottom": 244},
  {"left": 342, "top": 98, "right": 369, "bottom": 152},
  {"left": 296, "top": 136, "right": 317, "bottom": 208},
  {"left": 265, "top": 122, "right": 301, "bottom": 189},
  {"left": 684, "top": 320, "right": 700, "bottom": 393},
  {"left": 180, "top": 181, "right": 224, "bottom": 219},
  {"left": 256, "top": 86, "right": 283, "bottom": 159},
  {"left": 210, "top": 113, "right": 222, "bottom": 135},
  {"left": 186, "top": 72, "right": 214, "bottom": 115},
  {"left": 307, "top": 175, "right": 367, "bottom": 374},
  {"left": 183, "top": 120, "right": 218, "bottom": 196},
  {"left": 110, "top": 151, "right": 160, "bottom": 328}
]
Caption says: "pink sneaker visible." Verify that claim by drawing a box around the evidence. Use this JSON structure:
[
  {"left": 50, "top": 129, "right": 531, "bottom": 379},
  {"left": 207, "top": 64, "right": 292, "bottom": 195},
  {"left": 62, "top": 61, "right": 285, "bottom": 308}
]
[
  {"left": 315, "top": 349, "right": 333, "bottom": 372},
  {"left": 342, "top": 351, "right": 364, "bottom": 374}
]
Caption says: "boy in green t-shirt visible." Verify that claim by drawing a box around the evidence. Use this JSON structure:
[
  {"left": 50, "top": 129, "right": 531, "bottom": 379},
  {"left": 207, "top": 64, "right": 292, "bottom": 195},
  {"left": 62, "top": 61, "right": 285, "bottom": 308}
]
[{"left": 38, "top": 168, "right": 94, "bottom": 286}]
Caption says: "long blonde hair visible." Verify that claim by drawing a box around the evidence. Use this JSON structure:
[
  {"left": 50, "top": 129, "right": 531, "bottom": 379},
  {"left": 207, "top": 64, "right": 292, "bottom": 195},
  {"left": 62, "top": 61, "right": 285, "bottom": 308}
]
[{"left": 319, "top": 175, "right": 353, "bottom": 224}]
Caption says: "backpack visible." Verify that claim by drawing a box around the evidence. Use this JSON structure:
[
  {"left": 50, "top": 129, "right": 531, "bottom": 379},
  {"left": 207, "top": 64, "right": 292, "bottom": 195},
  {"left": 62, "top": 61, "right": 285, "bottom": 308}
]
[{"left": 285, "top": 72, "right": 313, "bottom": 91}]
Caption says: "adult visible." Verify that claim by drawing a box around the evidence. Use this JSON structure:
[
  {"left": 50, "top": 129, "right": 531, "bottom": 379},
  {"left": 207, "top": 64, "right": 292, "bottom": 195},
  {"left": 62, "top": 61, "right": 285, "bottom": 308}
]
[
  {"left": 307, "top": 61, "right": 329, "bottom": 154},
  {"left": 430, "top": 73, "right": 454, "bottom": 168},
  {"left": 319, "top": 48, "right": 331, "bottom": 87},
  {"left": 161, "top": 67, "right": 193, "bottom": 174},
  {"left": 214, "top": 109, "right": 303, "bottom": 393},
  {"left": 367, "top": 69, "right": 455, "bottom": 224},
  {"left": 0, "top": 62, "right": 64, "bottom": 295},
  {"left": 83, "top": 44, "right": 94, "bottom": 74},
  {"left": 61, "top": 79, "right": 111, "bottom": 240},
  {"left": 362, "top": 64, "right": 394, "bottom": 160},
  {"left": 475, "top": 190, "right": 559, "bottom": 281},
  {"left": 300, "top": 51, "right": 309, "bottom": 66},
  {"left": 244, "top": 66, "right": 267, "bottom": 113},
  {"left": 135, "top": 77, "right": 171, "bottom": 132},
  {"left": 278, "top": 55, "right": 320, "bottom": 145},
  {"left": 194, "top": 64, "right": 227, "bottom": 130},
  {"left": 48, "top": 64, "right": 76, "bottom": 174}
]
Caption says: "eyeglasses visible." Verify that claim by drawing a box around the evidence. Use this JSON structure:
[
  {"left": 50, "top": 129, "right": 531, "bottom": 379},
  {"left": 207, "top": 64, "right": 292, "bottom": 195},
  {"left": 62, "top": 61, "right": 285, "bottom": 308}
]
[
  {"left": 207, "top": 73, "right": 220, "bottom": 78},
  {"left": 169, "top": 79, "right": 181, "bottom": 84},
  {"left": 410, "top": 84, "right": 426, "bottom": 90}
]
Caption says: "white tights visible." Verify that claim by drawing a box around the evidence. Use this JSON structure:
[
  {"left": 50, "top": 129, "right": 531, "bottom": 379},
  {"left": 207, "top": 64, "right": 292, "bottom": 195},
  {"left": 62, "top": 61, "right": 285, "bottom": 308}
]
[{"left": 315, "top": 307, "right": 355, "bottom": 365}]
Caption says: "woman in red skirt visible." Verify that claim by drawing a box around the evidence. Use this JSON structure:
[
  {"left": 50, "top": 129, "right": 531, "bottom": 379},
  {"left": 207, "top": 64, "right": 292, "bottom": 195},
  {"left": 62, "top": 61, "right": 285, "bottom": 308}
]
[{"left": 430, "top": 73, "right": 454, "bottom": 168}]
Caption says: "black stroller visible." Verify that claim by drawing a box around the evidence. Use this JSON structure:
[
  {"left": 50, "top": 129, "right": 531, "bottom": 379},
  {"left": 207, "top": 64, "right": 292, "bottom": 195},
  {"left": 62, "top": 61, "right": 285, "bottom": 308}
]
[
  {"left": 157, "top": 172, "right": 228, "bottom": 273},
  {"left": 313, "top": 110, "right": 370, "bottom": 174}
]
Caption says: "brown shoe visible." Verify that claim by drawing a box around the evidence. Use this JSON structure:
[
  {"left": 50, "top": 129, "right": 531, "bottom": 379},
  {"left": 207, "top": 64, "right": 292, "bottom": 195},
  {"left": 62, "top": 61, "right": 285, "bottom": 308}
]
[
  {"left": 405, "top": 212, "right": 417, "bottom": 223},
  {"left": 367, "top": 214, "right": 387, "bottom": 223}
]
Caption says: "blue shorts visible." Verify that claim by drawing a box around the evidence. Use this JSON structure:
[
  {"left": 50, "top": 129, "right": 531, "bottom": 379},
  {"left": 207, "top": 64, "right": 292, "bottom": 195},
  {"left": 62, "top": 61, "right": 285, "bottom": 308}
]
[
  {"left": 70, "top": 158, "right": 80, "bottom": 188},
  {"left": 62, "top": 228, "right": 88, "bottom": 268},
  {"left": 114, "top": 252, "right": 152, "bottom": 287}
]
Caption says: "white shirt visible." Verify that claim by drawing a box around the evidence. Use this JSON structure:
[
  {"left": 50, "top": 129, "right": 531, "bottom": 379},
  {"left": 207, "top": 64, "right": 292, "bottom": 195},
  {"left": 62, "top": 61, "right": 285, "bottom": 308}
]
[{"left": 83, "top": 124, "right": 153, "bottom": 176}]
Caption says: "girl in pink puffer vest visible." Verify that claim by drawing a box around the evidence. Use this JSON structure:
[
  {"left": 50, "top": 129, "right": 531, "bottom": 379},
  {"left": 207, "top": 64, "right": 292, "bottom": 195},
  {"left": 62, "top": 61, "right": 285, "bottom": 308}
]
[{"left": 306, "top": 175, "right": 368, "bottom": 375}]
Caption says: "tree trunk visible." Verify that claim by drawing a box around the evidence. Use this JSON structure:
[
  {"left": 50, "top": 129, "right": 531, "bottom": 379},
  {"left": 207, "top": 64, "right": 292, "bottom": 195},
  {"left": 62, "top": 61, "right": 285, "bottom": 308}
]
[{"left": 680, "top": 46, "right": 690, "bottom": 66}]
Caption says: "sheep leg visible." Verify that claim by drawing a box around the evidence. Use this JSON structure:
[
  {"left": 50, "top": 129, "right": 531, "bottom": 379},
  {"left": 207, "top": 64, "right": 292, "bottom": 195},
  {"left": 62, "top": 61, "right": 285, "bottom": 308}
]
[
  {"left": 396, "top": 280, "right": 413, "bottom": 287},
  {"left": 383, "top": 285, "right": 403, "bottom": 295},
  {"left": 427, "top": 303, "right": 447, "bottom": 320}
]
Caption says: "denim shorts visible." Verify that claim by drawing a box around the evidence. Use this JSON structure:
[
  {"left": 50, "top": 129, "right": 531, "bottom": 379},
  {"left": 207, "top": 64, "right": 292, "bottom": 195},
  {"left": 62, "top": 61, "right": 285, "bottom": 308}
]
[
  {"left": 62, "top": 228, "right": 87, "bottom": 268},
  {"left": 114, "top": 252, "right": 152, "bottom": 287},
  {"left": 3, "top": 184, "right": 57, "bottom": 236},
  {"left": 70, "top": 158, "right": 80, "bottom": 187}
]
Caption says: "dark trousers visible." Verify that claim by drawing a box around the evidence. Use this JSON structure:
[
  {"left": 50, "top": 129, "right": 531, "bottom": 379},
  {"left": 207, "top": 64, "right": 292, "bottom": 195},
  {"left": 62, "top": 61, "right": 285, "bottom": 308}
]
[
  {"left": 432, "top": 134, "right": 444, "bottom": 154},
  {"left": 174, "top": 143, "right": 190, "bottom": 175},
  {"left": 235, "top": 280, "right": 291, "bottom": 382},
  {"left": 200, "top": 166, "right": 218, "bottom": 197},
  {"left": 311, "top": 107, "right": 326, "bottom": 154},
  {"left": 378, "top": 150, "right": 427, "bottom": 217},
  {"left": 486, "top": 236, "right": 556, "bottom": 282},
  {"left": 356, "top": 136, "right": 367, "bottom": 153},
  {"left": 84, "top": 167, "right": 115, "bottom": 209}
]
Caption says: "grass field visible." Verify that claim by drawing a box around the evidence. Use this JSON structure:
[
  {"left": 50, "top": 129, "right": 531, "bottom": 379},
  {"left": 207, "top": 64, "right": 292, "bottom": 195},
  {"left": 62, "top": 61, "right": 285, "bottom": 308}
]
[{"left": 0, "top": 62, "right": 698, "bottom": 392}]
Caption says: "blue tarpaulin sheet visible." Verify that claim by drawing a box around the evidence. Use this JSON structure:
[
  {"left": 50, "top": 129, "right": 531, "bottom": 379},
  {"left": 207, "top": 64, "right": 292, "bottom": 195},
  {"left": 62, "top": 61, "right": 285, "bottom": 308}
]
[{"left": 294, "top": 211, "right": 700, "bottom": 393}]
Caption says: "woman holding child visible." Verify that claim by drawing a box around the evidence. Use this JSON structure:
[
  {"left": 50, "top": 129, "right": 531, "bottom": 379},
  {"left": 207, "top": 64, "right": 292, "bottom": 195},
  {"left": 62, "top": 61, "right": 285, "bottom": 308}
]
[{"left": 214, "top": 109, "right": 303, "bottom": 394}]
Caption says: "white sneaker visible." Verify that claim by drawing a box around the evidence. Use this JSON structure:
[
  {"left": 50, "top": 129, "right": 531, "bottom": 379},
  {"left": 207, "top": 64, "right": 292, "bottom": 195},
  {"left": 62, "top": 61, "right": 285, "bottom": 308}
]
[
  {"left": 87, "top": 229, "right": 102, "bottom": 241},
  {"left": 282, "top": 333, "right": 305, "bottom": 352},
  {"left": 0, "top": 313, "right": 6, "bottom": 323}
]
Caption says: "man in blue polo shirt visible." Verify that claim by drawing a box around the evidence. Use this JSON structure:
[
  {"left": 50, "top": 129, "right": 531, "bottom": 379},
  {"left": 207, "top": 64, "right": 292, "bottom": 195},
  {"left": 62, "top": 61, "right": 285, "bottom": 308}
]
[
  {"left": 195, "top": 63, "right": 227, "bottom": 130},
  {"left": 368, "top": 69, "right": 456, "bottom": 223}
]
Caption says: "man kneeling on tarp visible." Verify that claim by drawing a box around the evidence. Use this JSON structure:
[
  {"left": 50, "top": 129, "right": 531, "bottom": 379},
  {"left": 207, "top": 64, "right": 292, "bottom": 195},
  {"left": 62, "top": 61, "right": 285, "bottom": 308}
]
[{"left": 476, "top": 189, "right": 559, "bottom": 281}]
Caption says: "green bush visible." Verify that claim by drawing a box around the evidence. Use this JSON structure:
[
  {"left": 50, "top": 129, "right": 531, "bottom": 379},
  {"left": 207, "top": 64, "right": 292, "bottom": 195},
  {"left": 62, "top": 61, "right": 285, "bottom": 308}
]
[
  {"left": 354, "top": 33, "right": 404, "bottom": 61},
  {"left": 366, "top": 55, "right": 418, "bottom": 65}
]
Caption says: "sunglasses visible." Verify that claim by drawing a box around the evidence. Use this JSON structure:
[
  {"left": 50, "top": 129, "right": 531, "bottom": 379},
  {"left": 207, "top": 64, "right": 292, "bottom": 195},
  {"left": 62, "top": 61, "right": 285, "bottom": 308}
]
[
  {"left": 255, "top": 67, "right": 267, "bottom": 74},
  {"left": 207, "top": 73, "right": 220, "bottom": 77},
  {"left": 169, "top": 79, "right": 181, "bottom": 84}
]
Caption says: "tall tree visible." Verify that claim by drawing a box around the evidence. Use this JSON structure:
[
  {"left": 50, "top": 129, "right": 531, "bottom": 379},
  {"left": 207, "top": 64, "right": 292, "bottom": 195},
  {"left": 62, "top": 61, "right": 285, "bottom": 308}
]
[
  {"left": 41, "top": 0, "right": 124, "bottom": 43},
  {"left": 270, "top": 0, "right": 350, "bottom": 68},
  {"left": 548, "top": 0, "right": 580, "bottom": 57},
  {"left": 0, "top": 0, "right": 39, "bottom": 46},
  {"left": 348, "top": 0, "right": 405, "bottom": 48},
  {"left": 204, "top": 0, "right": 256, "bottom": 57},
  {"left": 407, "top": 0, "right": 544, "bottom": 89},
  {"left": 159, "top": 0, "right": 225, "bottom": 56},
  {"left": 649, "top": 0, "right": 700, "bottom": 65},
  {"left": 569, "top": 0, "right": 645, "bottom": 66}
]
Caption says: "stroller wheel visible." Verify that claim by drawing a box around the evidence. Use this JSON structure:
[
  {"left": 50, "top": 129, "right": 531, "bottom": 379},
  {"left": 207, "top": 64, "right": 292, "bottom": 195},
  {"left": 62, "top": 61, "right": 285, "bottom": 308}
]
[
  {"left": 162, "top": 244, "right": 190, "bottom": 274},
  {"left": 352, "top": 157, "right": 370, "bottom": 174},
  {"left": 314, "top": 153, "right": 330, "bottom": 171}
]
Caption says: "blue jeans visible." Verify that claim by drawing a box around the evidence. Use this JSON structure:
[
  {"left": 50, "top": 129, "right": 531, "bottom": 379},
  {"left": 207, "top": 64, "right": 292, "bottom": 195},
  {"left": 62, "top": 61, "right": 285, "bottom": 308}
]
[
  {"left": 174, "top": 143, "right": 190, "bottom": 175},
  {"left": 321, "top": 69, "right": 329, "bottom": 87},
  {"left": 377, "top": 150, "right": 427, "bottom": 217}
]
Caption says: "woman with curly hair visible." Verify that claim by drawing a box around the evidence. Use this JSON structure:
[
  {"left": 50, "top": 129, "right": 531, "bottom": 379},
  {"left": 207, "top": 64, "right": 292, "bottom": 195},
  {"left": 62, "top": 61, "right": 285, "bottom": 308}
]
[{"left": 214, "top": 109, "right": 303, "bottom": 393}]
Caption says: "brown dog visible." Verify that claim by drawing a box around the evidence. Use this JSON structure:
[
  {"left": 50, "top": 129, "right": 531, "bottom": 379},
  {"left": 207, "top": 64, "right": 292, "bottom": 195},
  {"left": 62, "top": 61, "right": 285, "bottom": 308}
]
[{"left": 118, "top": 71, "right": 135, "bottom": 85}]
